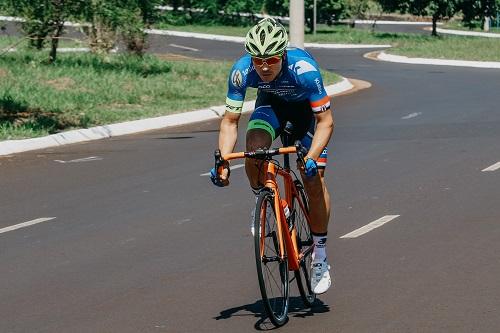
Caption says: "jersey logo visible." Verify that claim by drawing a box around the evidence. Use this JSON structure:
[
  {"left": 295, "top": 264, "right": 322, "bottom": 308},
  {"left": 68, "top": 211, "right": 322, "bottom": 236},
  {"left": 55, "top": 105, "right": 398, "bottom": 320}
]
[
  {"left": 314, "top": 78, "right": 322, "bottom": 94},
  {"left": 231, "top": 70, "right": 243, "bottom": 88},
  {"left": 288, "top": 60, "right": 317, "bottom": 75}
]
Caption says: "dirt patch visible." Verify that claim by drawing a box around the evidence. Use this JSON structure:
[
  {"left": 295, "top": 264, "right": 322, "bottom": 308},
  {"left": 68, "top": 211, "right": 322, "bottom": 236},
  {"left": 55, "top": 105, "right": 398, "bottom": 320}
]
[
  {"left": 140, "top": 95, "right": 153, "bottom": 103},
  {"left": 0, "top": 68, "right": 9, "bottom": 78},
  {"left": 334, "top": 78, "right": 372, "bottom": 97},
  {"left": 106, "top": 103, "right": 142, "bottom": 109},
  {"left": 45, "top": 77, "right": 75, "bottom": 91},
  {"left": 363, "top": 51, "right": 382, "bottom": 61},
  {"left": 122, "top": 82, "right": 134, "bottom": 92}
]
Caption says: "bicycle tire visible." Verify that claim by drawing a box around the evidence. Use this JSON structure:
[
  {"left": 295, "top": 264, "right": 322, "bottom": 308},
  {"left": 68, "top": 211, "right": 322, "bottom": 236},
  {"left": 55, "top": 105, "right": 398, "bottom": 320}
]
[
  {"left": 254, "top": 190, "right": 289, "bottom": 326},
  {"left": 291, "top": 180, "right": 316, "bottom": 307}
]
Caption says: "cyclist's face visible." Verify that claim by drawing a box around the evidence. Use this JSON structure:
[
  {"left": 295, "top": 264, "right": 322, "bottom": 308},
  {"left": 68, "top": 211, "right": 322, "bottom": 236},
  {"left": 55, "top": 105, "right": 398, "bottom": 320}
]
[{"left": 252, "top": 54, "right": 283, "bottom": 82}]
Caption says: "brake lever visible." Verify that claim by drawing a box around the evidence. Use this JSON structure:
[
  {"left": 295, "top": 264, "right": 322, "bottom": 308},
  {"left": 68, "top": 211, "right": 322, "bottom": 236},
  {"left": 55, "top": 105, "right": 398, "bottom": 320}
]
[
  {"left": 294, "top": 140, "right": 308, "bottom": 168},
  {"left": 214, "top": 149, "right": 230, "bottom": 178}
]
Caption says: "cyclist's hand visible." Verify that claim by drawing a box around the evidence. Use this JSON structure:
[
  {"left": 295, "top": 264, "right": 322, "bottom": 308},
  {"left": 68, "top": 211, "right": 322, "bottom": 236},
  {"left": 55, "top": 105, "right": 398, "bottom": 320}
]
[
  {"left": 210, "top": 165, "right": 230, "bottom": 187},
  {"left": 304, "top": 158, "right": 318, "bottom": 178}
]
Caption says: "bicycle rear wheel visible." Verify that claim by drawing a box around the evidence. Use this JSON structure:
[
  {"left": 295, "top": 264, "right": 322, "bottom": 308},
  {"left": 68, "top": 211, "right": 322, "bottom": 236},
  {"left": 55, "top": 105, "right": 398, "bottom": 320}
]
[
  {"left": 254, "top": 190, "right": 289, "bottom": 326},
  {"left": 291, "top": 180, "right": 316, "bottom": 307}
]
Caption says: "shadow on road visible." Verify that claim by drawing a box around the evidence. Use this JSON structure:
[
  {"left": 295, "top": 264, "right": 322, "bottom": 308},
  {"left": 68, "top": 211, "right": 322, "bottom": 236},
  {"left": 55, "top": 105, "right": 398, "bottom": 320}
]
[{"left": 214, "top": 296, "right": 330, "bottom": 330}]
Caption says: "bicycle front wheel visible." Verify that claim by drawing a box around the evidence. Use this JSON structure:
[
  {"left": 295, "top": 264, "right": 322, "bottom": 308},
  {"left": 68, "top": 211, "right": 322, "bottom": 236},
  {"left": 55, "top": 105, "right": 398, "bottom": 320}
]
[
  {"left": 254, "top": 190, "right": 289, "bottom": 327},
  {"left": 292, "top": 180, "right": 316, "bottom": 307}
]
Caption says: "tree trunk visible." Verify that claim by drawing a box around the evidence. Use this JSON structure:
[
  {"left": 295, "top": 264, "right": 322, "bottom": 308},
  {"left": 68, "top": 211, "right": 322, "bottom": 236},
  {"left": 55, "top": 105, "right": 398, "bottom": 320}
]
[
  {"left": 484, "top": 16, "right": 491, "bottom": 31},
  {"left": 432, "top": 15, "right": 438, "bottom": 36},
  {"left": 49, "top": 23, "right": 64, "bottom": 64}
]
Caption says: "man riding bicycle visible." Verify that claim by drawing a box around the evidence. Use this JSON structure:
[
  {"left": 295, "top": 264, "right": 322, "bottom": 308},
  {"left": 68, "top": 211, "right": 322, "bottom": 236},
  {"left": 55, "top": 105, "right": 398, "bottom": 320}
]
[{"left": 210, "top": 18, "right": 334, "bottom": 294}]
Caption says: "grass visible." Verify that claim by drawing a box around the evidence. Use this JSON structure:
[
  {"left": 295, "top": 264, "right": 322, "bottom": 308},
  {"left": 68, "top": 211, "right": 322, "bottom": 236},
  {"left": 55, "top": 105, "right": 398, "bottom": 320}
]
[
  {"left": 443, "top": 20, "right": 500, "bottom": 33},
  {"left": 156, "top": 23, "right": 500, "bottom": 62},
  {"left": 0, "top": 46, "right": 341, "bottom": 140},
  {"left": 388, "top": 35, "right": 500, "bottom": 61}
]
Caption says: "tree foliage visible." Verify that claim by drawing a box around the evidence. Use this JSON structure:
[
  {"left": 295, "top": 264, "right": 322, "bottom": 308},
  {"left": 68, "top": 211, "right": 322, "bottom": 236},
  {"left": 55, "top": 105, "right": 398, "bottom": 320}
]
[
  {"left": 2, "top": 0, "right": 86, "bottom": 62},
  {"left": 377, "top": 0, "right": 459, "bottom": 35},
  {"left": 457, "top": 0, "right": 499, "bottom": 29}
]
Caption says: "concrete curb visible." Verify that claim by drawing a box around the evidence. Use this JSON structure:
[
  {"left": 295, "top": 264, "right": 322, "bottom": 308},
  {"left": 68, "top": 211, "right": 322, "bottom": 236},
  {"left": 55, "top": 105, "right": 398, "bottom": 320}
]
[
  {"left": 0, "top": 78, "right": 353, "bottom": 157},
  {"left": 434, "top": 27, "right": 500, "bottom": 38},
  {"left": 146, "top": 29, "right": 391, "bottom": 49},
  {"left": 377, "top": 51, "right": 500, "bottom": 69},
  {"left": 347, "top": 19, "right": 438, "bottom": 25}
]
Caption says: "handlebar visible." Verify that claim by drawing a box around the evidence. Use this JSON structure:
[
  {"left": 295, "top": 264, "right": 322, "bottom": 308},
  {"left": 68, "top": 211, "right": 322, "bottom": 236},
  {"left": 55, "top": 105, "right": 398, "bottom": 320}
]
[{"left": 214, "top": 141, "right": 308, "bottom": 176}]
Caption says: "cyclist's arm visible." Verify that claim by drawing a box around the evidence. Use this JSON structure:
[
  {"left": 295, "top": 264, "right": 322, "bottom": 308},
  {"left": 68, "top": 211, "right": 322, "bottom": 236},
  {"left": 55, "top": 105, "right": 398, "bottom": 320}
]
[
  {"left": 307, "top": 109, "right": 334, "bottom": 161},
  {"left": 306, "top": 70, "right": 334, "bottom": 161},
  {"left": 219, "top": 111, "right": 240, "bottom": 156}
]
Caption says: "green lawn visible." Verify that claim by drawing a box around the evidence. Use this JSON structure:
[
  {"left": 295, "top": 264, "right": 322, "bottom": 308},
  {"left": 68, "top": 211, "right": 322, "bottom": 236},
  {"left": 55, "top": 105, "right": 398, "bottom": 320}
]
[{"left": 0, "top": 46, "right": 341, "bottom": 140}]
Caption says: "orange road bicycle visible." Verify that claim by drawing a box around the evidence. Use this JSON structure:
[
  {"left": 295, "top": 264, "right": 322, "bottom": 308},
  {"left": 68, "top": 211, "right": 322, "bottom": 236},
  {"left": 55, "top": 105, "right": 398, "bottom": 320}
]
[{"left": 213, "top": 125, "right": 316, "bottom": 327}]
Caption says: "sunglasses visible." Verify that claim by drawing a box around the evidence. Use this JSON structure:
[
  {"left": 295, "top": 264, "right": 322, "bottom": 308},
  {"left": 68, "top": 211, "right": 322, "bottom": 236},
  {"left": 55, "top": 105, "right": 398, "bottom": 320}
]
[{"left": 252, "top": 54, "right": 283, "bottom": 67}]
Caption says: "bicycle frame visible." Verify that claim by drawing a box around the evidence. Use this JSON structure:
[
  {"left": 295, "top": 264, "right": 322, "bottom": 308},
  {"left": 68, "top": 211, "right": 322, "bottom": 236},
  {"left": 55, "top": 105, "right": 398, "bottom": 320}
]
[{"left": 221, "top": 147, "right": 312, "bottom": 272}]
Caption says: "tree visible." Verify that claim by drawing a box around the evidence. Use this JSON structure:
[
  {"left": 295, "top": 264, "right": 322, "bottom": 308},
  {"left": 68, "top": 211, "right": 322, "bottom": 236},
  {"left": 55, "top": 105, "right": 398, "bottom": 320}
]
[
  {"left": 3, "top": 0, "right": 85, "bottom": 62},
  {"left": 377, "top": 0, "right": 459, "bottom": 36},
  {"left": 81, "top": 0, "right": 161, "bottom": 56},
  {"left": 457, "top": 0, "right": 499, "bottom": 31}
]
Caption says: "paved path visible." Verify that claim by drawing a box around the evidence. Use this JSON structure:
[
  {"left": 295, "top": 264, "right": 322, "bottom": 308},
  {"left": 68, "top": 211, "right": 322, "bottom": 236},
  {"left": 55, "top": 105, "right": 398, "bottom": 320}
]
[{"left": 2, "top": 25, "right": 500, "bottom": 333}]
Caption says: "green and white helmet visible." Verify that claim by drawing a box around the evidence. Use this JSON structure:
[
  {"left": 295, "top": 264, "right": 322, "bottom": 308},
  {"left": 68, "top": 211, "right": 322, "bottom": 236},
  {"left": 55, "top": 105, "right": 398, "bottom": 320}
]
[{"left": 245, "top": 18, "right": 288, "bottom": 57}]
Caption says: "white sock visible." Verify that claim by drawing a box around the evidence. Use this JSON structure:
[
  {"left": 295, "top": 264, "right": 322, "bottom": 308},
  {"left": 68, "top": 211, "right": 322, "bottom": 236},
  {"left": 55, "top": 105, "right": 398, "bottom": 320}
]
[{"left": 312, "top": 234, "right": 327, "bottom": 262}]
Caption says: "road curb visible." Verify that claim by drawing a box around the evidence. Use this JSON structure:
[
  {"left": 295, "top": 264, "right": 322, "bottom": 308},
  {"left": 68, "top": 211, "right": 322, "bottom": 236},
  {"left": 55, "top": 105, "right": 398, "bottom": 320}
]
[
  {"left": 0, "top": 78, "right": 353, "bottom": 157},
  {"left": 377, "top": 51, "right": 500, "bottom": 69},
  {"left": 423, "top": 26, "right": 500, "bottom": 38}
]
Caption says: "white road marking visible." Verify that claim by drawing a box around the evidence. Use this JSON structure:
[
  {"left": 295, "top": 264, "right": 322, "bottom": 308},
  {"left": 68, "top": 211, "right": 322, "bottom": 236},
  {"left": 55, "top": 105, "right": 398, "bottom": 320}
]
[
  {"left": 401, "top": 112, "right": 422, "bottom": 120},
  {"left": 200, "top": 163, "right": 245, "bottom": 176},
  {"left": 0, "top": 217, "right": 57, "bottom": 235},
  {"left": 482, "top": 161, "right": 500, "bottom": 172},
  {"left": 169, "top": 43, "right": 199, "bottom": 52},
  {"left": 54, "top": 156, "right": 103, "bottom": 163},
  {"left": 340, "top": 215, "right": 400, "bottom": 239}
]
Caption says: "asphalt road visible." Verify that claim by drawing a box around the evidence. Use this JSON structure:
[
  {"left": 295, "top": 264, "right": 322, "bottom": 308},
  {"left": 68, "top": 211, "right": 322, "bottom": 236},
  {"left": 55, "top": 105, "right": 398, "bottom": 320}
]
[{"left": 1, "top": 27, "right": 500, "bottom": 332}]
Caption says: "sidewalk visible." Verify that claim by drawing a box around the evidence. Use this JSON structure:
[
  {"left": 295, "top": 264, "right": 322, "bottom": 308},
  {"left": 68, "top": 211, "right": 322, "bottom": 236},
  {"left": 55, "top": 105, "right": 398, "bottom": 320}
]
[{"left": 0, "top": 79, "right": 354, "bottom": 157}]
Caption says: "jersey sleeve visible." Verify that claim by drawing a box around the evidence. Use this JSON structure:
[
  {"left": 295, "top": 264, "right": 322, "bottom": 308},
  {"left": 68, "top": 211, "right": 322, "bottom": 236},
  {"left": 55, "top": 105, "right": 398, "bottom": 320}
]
[
  {"left": 225, "top": 58, "right": 250, "bottom": 114},
  {"left": 307, "top": 71, "right": 331, "bottom": 113}
]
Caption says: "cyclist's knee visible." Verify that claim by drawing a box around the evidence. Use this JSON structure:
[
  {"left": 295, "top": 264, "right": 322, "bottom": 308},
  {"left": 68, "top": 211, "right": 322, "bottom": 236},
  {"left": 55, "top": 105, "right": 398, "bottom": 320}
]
[{"left": 246, "top": 129, "right": 272, "bottom": 151}]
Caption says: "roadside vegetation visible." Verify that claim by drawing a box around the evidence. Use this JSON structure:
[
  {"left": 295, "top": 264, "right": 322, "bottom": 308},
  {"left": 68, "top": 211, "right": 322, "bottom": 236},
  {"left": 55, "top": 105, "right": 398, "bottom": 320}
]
[{"left": 0, "top": 44, "right": 341, "bottom": 140}]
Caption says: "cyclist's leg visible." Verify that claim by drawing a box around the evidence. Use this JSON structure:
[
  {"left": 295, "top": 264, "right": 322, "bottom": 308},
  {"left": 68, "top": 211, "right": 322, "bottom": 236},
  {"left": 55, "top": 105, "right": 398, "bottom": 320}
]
[
  {"left": 298, "top": 118, "right": 330, "bottom": 235},
  {"left": 300, "top": 123, "right": 332, "bottom": 294},
  {"left": 245, "top": 90, "right": 281, "bottom": 189}
]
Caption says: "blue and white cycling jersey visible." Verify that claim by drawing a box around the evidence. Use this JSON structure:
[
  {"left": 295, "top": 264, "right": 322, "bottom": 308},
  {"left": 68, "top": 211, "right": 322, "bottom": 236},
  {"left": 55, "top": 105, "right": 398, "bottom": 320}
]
[{"left": 225, "top": 47, "right": 331, "bottom": 114}]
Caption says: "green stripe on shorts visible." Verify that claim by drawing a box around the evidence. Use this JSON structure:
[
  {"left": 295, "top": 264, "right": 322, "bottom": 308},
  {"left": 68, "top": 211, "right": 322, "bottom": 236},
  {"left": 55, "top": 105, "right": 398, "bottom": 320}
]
[{"left": 247, "top": 119, "right": 276, "bottom": 140}]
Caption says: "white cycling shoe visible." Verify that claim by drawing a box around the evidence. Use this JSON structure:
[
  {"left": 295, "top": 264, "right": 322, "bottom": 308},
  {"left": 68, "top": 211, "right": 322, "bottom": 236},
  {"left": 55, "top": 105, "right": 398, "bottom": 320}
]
[{"left": 311, "top": 258, "right": 332, "bottom": 294}]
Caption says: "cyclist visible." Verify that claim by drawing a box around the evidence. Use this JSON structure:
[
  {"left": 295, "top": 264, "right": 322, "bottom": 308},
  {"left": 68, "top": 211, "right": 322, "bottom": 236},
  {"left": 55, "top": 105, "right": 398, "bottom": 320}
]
[{"left": 210, "top": 18, "right": 334, "bottom": 295}]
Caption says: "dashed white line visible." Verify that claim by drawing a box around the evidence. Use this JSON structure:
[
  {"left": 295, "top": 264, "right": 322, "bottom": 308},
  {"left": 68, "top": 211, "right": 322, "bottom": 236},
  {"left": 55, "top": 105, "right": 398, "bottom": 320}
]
[
  {"left": 0, "top": 217, "right": 57, "bottom": 235},
  {"left": 401, "top": 112, "right": 422, "bottom": 120},
  {"left": 169, "top": 43, "right": 199, "bottom": 52},
  {"left": 482, "top": 162, "right": 500, "bottom": 172},
  {"left": 340, "top": 215, "right": 400, "bottom": 239},
  {"left": 200, "top": 163, "right": 245, "bottom": 176},
  {"left": 54, "top": 156, "right": 103, "bottom": 163}
]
